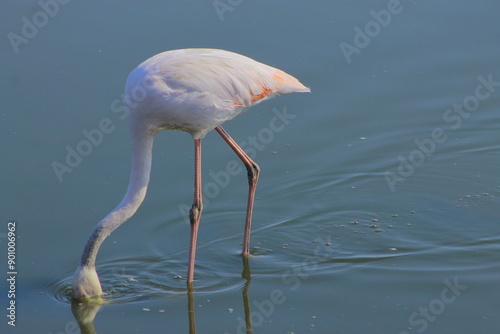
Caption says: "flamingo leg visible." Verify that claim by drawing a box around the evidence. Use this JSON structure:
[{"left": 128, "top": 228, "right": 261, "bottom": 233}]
[
  {"left": 187, "top": 138, "right": 203, "bottom": 282},
  {"left": 215, "top": 126, "right": 260, "bottom": 256}
]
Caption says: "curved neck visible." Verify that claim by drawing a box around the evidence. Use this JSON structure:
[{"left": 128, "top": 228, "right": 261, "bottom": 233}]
[{"left": 80, "top": 125, "right": 154, "bottom": 267}]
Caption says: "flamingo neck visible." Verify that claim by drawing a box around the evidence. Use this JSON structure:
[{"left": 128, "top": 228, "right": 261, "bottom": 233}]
[{"left": 80, "top": 125, "right": 154, "bottom": 268}]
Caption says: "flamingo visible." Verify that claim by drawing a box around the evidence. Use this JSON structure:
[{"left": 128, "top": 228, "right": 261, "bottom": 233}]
[{"left": 72, "top": 48, "right": 310, "bottom": 299}]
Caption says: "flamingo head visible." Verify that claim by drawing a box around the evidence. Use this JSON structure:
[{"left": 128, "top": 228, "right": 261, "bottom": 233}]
[{"left": 72, "top": 265, "right": 103, "bottom": 300}]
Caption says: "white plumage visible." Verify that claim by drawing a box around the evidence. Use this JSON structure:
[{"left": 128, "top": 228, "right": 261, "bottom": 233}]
[
  {"left": 125, "top": 49, "right": 310, "bottom": 138},
  {"left": 73, "top": 48, "right": 309, "bottom": 300}
]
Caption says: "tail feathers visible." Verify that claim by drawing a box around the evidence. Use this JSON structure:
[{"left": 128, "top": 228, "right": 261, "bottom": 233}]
[{"left": 273, "top": 69, "right": 311, "bottom": 94}]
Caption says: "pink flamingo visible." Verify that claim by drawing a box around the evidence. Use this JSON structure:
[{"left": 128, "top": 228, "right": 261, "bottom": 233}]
[{"left": 72, "top": 49, "right": 310, "bottom": 299}]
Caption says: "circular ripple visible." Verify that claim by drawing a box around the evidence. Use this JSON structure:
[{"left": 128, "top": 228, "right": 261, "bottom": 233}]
[{"left": 48, "top": 253, "right": 249, "bottom": 305}]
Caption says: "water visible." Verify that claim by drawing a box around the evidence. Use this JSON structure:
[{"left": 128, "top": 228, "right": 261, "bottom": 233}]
[{"left": 1, "top": 1, "right": 499, "bottom": 333}]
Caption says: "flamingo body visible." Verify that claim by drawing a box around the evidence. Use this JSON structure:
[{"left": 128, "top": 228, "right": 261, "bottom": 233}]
[
  {"left": 73, "top": 48, "right": 309, "bottom": 300},
  {"left": 125, "top": 49, "right": 309, "bottom": 139}
]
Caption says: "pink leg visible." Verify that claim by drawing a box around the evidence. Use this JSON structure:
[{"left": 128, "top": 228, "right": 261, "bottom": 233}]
[
  {"left": 215, "top": 126, "right": 260, "bottom": 256},
  {"left": 187, "top": 139, "right": 203, "bottom": 282}
]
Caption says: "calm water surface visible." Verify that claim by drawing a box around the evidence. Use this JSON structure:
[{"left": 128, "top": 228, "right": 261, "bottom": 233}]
[{"left": 1, "top": 1, "right": 499, "bottom": 333}]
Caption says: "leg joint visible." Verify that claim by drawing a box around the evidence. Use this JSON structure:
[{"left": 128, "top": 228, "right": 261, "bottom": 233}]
[
  {"left": 246, "top": 162, "right": 260, "bottom": 183},
  {"left": 189, "top": 202, "right": 203, "bottom": 224}
]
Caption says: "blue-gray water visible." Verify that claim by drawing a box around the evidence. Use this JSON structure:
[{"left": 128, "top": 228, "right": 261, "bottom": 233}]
[{"left": 1, "top": 1, "right": 499, "bottom": 333}]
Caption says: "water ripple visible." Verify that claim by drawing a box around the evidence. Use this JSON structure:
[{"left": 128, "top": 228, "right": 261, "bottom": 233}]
[{"left": 48, "top": 255, "right": 246, "bottom": 305}]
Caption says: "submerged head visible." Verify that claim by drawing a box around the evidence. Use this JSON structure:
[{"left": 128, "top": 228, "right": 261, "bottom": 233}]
[{"left": 72, "top": 265, "right": 103, "bottom": 300}]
